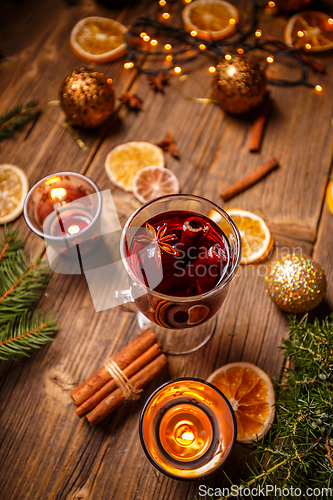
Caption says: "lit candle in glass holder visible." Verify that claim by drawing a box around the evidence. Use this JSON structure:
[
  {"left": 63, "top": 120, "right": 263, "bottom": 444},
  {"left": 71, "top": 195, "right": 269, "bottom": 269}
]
[
  {"left": 24, "top": 172, "right": 102, "bottom": 254},
  {"left": 139, "top": 378, "right": 236, "bottom": 480}
]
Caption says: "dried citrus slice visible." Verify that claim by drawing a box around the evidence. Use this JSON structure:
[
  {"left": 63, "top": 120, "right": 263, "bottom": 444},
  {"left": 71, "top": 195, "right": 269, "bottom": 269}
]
[
  {"left": 326, "top": 180, "right": 333, "bottom": 215},
  {"left": 182, "top": 0, "right": 239, "bottom": 41},
  {"left": 0, "top": 164, "right": 29, "bottom": 224},
  {"left": 210, "top": 208, "right": 273, "bottom": 264},
  {"left": 70, "top": 16, "right": 127, "bottom": 63},
  {"left": 284, "top": 11, "right": 333, "bottom": 52},
  {"left": 132, "top": 166, "right": 179, "bottom": 204},
  {"left": 105, "top": 142, "right": 165, "bottom": 192},
  {"left": 207, "top": 362, "right": 275, "bottom": 443}
]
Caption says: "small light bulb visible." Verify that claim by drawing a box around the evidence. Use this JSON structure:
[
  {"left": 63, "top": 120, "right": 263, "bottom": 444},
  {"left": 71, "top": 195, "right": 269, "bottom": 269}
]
[
  {"left": 140, "top": 32, "right": 147, "bottom": 38},
  {"left": 267, "top": 55, "right": 274, "bottom": 63},
  {"left": 107, "top": 78, "right": 113, "bottom": 84},
  {"left": 237, "top": 47, "right": 244, "bottom": 54},
  {"left": 255, "top": 29, "right": 262, "bottom": 38},
  {"left": 225, "top": 54, "right": 232, "bottom": 61},
  {"left": 315, "top": 85, "right": 322, "bottom": 92},
  {"left": 209, "top": 66, "right": 216, "bottom": 73},
  {"left": 268, "top": 1, "right": 275, "bottom": 7},
  {"left": 199, "top": 44, "right": 206, "bottom": 50},
  {"left": 162, "top": 12, "right": 170, "bottom": 19},
  {"left": 143, "top": 35, "right": 150, "bottom": 42},
  {"left": 305, "top": 43, "right": 312, "bottom": 50},
  {"left": 150, "top": 39, "right": 158, "bottom": 46},
  {"left": 124, "top": 62, "right": 134, "bottom": 69},
  {"left": 328, "top": 18, "right": 333, "bottom": 25},
  {"left": 164, "top": 43, "right": 172, "bottom": 50},
  {"left": 297, "top": 30, "right": 304, "bottom": 37},
  {"left": 190, "top": 30, "right": 197, "bottom": 37},
  {"left": 159, "top": 0, "right": 166, "bottom": 5},
  {"left": 166, "top": 55, "right": 173, "bottom": 61},
  {"left": 184, "top": 0, "right": 192, "bottom": 3},
  {"left": 229, "top": 18, "right": 236, "bottom": 25},
  {"left": 174, "top": 66, "right": 182, "bottom": 74}
]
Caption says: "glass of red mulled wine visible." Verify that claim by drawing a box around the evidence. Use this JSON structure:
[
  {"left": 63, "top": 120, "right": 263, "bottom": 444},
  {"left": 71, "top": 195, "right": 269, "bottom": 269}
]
[{"left": 120, "top": 194, "right": 242, "bottom": 354}]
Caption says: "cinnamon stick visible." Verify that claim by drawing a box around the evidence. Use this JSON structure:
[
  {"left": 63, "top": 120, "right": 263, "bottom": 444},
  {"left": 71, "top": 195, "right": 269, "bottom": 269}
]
[
  {"left": 249, "top": 91, "right": 271, "bottom": 152},
  {"left": 266, "top": 35, "right": 326, "bottom": 74},
  {"left": 70, "top": 329, "right": 157, "bottom": 406},
  {"left": 220, "top": 157, "right": 279, "bottom": 201},
  {"left": 75, "top": 343, "right": 162, "bottom": 417},
  {"left": 86, "top": 354, "right": 168, "bottom": 426}
]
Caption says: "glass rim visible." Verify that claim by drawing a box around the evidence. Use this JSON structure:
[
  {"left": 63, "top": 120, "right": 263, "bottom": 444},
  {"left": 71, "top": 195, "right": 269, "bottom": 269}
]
[
  {"left": 23, "top": 171, "right": 102, "bottom": 242},
  {"left": 139, "top": 376, "right": 237, "bottom": 482},
  {"left": 120, "top": 193, "right": 242, "bottom": 302}
]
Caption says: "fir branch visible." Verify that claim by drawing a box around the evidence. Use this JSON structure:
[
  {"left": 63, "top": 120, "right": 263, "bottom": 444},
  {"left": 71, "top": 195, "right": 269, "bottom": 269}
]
[
  {"left": 0, "top": 99, "right": 40, "bottom": 142},
  {"left": 0, "top": 226, "right": 25, "bottom": 264},
  {"left": 0, "top": 250, "right": 52, "bottom": 324},
  {"left": 0, "top": 311, "right": 59, "bottom": 361},
  {"left": 219, "top": 314, "right": 333, "bottom": 500}
]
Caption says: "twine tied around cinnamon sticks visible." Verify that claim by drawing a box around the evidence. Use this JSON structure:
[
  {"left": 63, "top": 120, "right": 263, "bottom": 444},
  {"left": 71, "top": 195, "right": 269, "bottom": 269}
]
[{"left": 103, "top": 358, "right": 142, "bottom": 402}]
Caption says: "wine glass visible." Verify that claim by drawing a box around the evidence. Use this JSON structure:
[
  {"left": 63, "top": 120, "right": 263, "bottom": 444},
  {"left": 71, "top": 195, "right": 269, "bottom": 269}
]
[{"left": 120, "top": 194, "right": 242, "bottom": 355}]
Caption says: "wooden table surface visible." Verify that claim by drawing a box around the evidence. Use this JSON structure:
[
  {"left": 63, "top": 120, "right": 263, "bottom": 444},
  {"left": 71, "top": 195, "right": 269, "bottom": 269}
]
[{"left": 1, "top": 0, "right": 333, "bottom": 498}]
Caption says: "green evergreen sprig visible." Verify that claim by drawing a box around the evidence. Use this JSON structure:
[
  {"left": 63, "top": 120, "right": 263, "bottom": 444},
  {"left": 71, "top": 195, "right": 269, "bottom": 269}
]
[
  {"left": 0, "top": 99, "right": 40, "bottom": 142},
  {"left": 0, "top": 226, "right": 59, "bottom": 360},
  {"left": 220, "top": 314, "right": 333, "bottom": 500},
  {"left": 0, "top": 311, "right": 59, "bottom": 361}
]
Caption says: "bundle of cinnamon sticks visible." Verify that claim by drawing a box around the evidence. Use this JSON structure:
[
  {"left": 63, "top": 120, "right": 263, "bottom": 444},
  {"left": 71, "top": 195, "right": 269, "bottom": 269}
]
[{"left": 70, "top": 329, "right": 168, "bottom": 426}]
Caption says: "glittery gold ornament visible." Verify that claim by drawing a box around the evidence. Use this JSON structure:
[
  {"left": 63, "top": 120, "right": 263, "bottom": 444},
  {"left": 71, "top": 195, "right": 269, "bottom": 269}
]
[
  {"left": 211, "top": 54, "right": 266, "bottom": 114},
  {"left": 60, "top": 68, "right": 114, "bottom": 128},
  {"left": 265, "top": 254, "right": 326, "bottom": 313}
]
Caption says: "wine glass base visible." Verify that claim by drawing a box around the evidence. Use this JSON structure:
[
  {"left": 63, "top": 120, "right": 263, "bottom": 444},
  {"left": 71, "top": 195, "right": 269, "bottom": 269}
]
[{"left": 136, "top": 312, "right": 217, "bottom": 356}]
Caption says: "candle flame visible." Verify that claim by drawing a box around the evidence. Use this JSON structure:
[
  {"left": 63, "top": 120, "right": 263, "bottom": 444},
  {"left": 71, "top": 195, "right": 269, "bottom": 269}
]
[
  {"left": 181, "top": 431, "right": 194, "bottom": 442},
  {"left": 51, "top": 188, "right": 66, "bottom": 199},
  {"left": 68, "top": 225, "right": 80, "bottom": 235}
]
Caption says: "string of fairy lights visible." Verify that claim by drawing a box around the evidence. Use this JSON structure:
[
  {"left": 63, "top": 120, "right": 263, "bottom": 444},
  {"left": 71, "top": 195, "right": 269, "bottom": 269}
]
[{"left": 123, "top": 0, "right": 325, "bottom": 92}]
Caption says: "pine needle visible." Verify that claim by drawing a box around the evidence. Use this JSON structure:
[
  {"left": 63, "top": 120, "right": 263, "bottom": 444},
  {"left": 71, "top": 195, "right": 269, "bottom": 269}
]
[
  {"left": 0, "top": 99, "right": 40, "bottom": 142},
  {"left": 0, "top": 311, "right": 59, "bottom": 361}
]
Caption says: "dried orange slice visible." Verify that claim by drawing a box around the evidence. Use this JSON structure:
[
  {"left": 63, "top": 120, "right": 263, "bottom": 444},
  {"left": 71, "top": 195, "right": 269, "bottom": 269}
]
[
  {"left": 182, "top": 0, "right": 239, "bottom": 41},
  {"left": 105, "top": 142, "right": 165, "bottom": 192},
  {"left": 326, "top": 180, "right": 333, "bottom": 215},
  {"left": 70, "top": 16, "right": 128, "bottom": 63},
  {"left": 0, "top": 164, "right": 29, "bottom": 224},
  {"left": 207, "top": 362, "right": 275, "bottom": 443},
  {"left": 210, "top": 208, "right": 273, "bottom": 264},
  {"left": 132, "top": 166, "right": 180, "bottom": 204},
  {"left": 284, "top": 11, "right": 333, "bottom": 52}
]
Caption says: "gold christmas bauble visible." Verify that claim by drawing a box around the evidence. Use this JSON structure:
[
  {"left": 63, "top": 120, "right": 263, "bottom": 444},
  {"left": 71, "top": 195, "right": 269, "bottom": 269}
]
[
  {"left": 265, "top": 254, "right": 326, "bottom": 313},
  {"left": 274, "top": 0, "right": 311, "bottom": 13},
  {"left": 212, "top": 54, "right": 266, "bottom": 114},
  {"left": 60, "top": 68, "right": 115, "bottom": 128}
]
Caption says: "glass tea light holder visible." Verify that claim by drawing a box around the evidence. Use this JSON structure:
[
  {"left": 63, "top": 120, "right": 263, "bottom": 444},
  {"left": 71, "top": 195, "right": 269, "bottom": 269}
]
[
  {"left": 139, "top": 378, "right": 236, "bottom": 480},
  {"left": 24, "top": 172, "right": 102, "bottom": 269}
]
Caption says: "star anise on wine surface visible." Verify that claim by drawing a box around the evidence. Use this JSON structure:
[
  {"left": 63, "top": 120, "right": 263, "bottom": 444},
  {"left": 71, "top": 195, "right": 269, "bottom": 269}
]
[{"left": 135, "top": 222, "right": 179, "bottom": 267}]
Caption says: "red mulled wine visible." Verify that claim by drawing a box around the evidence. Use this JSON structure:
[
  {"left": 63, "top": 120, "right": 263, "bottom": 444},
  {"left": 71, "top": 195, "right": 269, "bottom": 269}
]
[{"left": 128, "top": 210, "right": 231, "bottom": 297}]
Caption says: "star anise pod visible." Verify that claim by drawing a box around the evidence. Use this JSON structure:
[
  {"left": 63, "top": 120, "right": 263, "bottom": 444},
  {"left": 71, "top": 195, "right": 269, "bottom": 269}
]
[
  {"left": 156, "top": 132, "right": 180, "bottom": 159},
  {"left": 135, "top": 222, "right": 179, "bottom": 267},
  {"left": 119, "top": 91, "right": 143, "bottom": 111},
  {"left": 147, "top": 72, "right": 169, "bottom": 92}
]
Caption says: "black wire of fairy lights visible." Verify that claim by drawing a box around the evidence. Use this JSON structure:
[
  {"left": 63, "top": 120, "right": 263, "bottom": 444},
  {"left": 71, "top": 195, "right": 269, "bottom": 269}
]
[{"left": 124, "top": 0, "right": 319, "bottom": 89}]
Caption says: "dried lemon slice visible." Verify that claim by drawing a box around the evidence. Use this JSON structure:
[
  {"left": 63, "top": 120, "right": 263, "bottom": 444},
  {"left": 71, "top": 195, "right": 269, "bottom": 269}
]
[
  {"left": 284, "top": 11, "right": 333, "bottom": 52},
  {"left": 326, "top": 180, "right": 333, "bottom": 215},
  {"left": 70, "top": 16, "right": 127, "bottom": 63},
  {"left": 210, "top": 208, "right": 273, "bottom": 264},
  {"left": 105, "top": 142, "right": 165, "bottom": 192},
  {"left": 182, "top": 0, "right": 239, "bottom": 41},
  {"left": 132, "top": 166, "right": 179, "bottom": 204},
  {"left": 208, "top": 362, "right": 275, "bottom": 443},
  {"left": 0, "top": 164, "right": 29, "bottom": 224}
]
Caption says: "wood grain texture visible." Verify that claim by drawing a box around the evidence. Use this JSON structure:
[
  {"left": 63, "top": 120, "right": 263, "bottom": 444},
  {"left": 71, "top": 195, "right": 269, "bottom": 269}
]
[{"left": 0, "top": 0, "right": 332, "bottom": 498}]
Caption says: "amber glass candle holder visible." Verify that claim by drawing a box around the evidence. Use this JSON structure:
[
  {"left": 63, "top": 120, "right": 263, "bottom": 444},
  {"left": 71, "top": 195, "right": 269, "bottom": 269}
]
[
  {"left": 139, "top": 378, "right": 236, "bottom": 480},
  {"left": 23, "top": 172, "right": 102, "bottom": 253}
]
